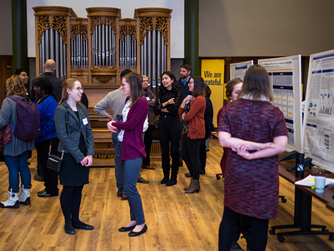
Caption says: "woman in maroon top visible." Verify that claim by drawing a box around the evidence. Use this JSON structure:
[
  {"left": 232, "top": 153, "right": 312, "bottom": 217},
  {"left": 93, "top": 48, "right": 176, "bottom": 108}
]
[
  {"left": 179, "top": 76, "right": 206, "bottom": 193},
  {"left": 107, "top": 73, "right": 149, "bottom": 237},
  {"left": 218, "top": 65, "right": 288, "bottom": 251}
]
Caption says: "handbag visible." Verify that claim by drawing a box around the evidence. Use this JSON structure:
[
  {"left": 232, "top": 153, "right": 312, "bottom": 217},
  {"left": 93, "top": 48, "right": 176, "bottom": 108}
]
[
  {"left": 47, "top": 118, "right": 67, "bottom": 172},
  {"left": 47, "top": 150, "right": 64, "bottom": 172}
]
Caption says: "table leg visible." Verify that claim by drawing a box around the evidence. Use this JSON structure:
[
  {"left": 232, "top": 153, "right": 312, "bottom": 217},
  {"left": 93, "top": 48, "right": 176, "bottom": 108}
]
[{"left": 270, "top": 187, "right": 334, "bottom": 242}]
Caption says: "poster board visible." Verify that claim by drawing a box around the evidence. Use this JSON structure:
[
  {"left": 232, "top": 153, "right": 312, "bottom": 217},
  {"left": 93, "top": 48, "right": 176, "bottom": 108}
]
[
  {"left": 230, "top": 60, "right": 253, "bottom": 80},
  {"left": 259, "top": 55, "right": 303, "bottom": 152},
  {"left": 201, "top": 59, "right": 225, "bottom": 127},
  {"left": 303, "top": 49, "right": 334, "bottom": 173}
]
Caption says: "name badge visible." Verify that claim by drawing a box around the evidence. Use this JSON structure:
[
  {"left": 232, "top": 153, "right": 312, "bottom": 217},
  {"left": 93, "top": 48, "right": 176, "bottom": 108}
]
[
  {"left": 82, "top": 118, "right": 88, "bottom": 125},
  {"left": 146, "top": 97, "right": 150, "bottom": 101}
]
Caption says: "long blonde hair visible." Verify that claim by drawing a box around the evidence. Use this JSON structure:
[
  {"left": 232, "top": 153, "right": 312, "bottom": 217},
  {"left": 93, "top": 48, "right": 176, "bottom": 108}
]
[{"left": 6, "top": 75, "right": 27, "bottom": 97}]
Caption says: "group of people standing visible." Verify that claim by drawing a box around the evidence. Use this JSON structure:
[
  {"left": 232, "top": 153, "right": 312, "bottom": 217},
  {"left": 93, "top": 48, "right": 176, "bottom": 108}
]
[
  {"left": 0, "top": 60, "right": 94, "bottom": 235},
  {"left": 0, "top": 60, "right": 289, "bottom": 250}
]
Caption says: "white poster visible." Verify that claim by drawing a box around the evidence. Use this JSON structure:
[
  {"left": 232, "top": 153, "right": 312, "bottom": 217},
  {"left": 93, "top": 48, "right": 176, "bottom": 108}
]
[
  {"left": 230, "top": 60, "right": 253, "bottom": 81},
  {"left": 259, "top": 56, "right": 302, "bottom": 152},
  {"left": 304, "top": 49, "right": 334, "bottom": 172}
]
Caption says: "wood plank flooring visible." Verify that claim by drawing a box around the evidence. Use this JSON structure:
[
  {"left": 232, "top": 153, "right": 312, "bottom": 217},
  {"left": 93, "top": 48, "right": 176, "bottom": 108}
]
[{"left": 0, "top": 139, "right": 334, "bottom": 250}]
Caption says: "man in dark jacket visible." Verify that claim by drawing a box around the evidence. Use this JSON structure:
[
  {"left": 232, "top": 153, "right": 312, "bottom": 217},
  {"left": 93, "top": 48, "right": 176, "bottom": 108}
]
[
  {"left": 30, "top": 59, "right": 62, "bottom": 102},
  {"left": 177, "top": 64, "right": 192, "bottom": 101}
]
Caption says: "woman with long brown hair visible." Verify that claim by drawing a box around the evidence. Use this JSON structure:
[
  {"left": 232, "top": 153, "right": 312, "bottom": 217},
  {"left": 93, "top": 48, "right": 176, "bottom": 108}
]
[
  {"left": 107, "top": 72, "right": 149, "bottom": 237},
  {"left": 179, "top": 76, "right": 206, "bottom": 193},
  {"left": 153, "top": 71, "right": 182, "bottom": 186},
  {"left": 218, "top": 65, "right": 288, "bottom": 250}
]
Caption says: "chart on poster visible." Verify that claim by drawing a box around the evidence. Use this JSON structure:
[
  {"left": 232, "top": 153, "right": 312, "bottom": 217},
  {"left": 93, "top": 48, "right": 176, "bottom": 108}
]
[
  {"left": 303, "top": 49, "right": 334, "bottom": 172},
  {"left": 259, "top": 55, "right": 303, "bottom": 152},
  {"left": 230, "top": 60, "right": 253, "bottom": 80}
]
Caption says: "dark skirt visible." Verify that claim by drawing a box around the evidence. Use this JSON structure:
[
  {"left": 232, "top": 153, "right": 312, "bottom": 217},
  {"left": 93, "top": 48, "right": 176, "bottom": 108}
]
[{"left": 59, "top": 152, "right": 89, "bottom": 186}]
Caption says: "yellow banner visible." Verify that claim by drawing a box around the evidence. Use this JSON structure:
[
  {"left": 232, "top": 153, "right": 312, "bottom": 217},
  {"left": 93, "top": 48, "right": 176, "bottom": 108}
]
[{"left": 201, "top": 59, "right": 225, "bottom": 127}]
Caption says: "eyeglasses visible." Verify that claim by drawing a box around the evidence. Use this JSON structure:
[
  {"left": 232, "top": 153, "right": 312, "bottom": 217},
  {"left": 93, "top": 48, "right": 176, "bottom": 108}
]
[
  {"left": 189, "top": 81, "right": 194, "bottom": 84},
  {"left": 143, "top": 79, "right": 149, "bottom": 83},
  {"left": 74, "top": 87, "right": 84, "bottom": 91}
]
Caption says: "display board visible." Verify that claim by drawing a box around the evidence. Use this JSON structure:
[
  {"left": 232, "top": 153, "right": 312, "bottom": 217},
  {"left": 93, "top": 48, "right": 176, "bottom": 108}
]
[
  {"left": 230, "top": 60, "right": 253, "bottom": 80},
  {"left": 259, "top": 55, "right": 303, "bottom": 152},
  {"left": 303, "top": 49, "right": 334, "bottom": 173},
  {"left": 201, "top": 59, "right": 225, "bottom": 127}
]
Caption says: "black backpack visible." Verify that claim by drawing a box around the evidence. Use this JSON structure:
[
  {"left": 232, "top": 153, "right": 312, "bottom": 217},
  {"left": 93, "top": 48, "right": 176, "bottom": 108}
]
[{"left": 9, "top": 96, "right": 41, "bottom": 141}]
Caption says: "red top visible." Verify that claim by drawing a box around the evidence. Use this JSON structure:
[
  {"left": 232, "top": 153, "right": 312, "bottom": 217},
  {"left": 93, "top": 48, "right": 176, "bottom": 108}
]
[
  {"left": 179, "top": 96, "right": 206, "bottom": 139},
  {"left": 218, "top": 99, "right": 288, "bottom": 219},
  {"left": 113, "top": 97, "right": 148, "bottom": 162}
]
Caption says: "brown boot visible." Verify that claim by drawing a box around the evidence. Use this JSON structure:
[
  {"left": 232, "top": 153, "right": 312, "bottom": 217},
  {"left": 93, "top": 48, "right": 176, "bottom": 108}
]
[
  {"left": 184, "top": 178, "right": 193, "bottom": 191},
  {"left": 185, "top": 179, "right": 200, "bottom": 194}
]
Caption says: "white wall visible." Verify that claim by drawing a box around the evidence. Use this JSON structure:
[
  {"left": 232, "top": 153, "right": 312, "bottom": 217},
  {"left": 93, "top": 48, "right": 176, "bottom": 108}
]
[
  {"left": 27, "top": 0, "right": 184, "bottom": 58},
  {"left": 199, "top": 0, "right": 334, "bottom": 57}
]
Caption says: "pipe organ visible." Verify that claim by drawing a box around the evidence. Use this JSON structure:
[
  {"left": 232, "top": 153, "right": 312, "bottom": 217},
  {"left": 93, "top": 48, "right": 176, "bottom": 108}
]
[
  {"left": 33, "top": 6, "right": 172, "bottom": 97},
  {"left": 33, "top": 6, "right": 172, "bottom": 166}
]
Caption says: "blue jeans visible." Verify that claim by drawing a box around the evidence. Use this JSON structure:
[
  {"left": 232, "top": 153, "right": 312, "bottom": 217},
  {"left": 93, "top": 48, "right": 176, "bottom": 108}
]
[
  {"left": 123, "top": 157, "right": 145, "bottom": 225},
  {"left": 113, "top": 133, "right": 125, "bottom": 195},
  {"left": 4, "top": 151, "right": 31, "bottom": 192}
]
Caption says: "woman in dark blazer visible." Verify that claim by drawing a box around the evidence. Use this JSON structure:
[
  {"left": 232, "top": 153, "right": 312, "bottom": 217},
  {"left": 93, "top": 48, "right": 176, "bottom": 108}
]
[{"left": 55, "top": 78, "right": 94, "bottom": 235}]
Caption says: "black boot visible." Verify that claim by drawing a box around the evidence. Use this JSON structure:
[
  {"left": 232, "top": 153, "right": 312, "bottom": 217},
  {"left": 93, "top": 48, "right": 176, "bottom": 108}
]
[
  {"left": 64, "top": 220, "right": 76, "bottom": 235},
  {"left": 161, "top": 165, "right": 170, "bottom": 184},
  {"left": 165, "top": 177, "right": 177, "bottom": 186},
  {"left": 161, "top": 176, "right": 169, "bottom": 184}
]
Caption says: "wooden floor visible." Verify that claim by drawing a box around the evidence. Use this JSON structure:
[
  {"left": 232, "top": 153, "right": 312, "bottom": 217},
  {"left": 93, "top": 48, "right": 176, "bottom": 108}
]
[{"left": 0, "top": 139, "right": 334, "bottom": 251}]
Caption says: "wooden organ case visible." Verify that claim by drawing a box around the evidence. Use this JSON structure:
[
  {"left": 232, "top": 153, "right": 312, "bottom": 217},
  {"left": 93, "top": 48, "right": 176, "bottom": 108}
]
[{"left": 33, "top": 6, "right": 172, "bottom": 166}]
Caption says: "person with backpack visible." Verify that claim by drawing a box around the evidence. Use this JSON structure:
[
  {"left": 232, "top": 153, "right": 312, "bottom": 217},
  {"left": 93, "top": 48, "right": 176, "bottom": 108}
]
[{"left": 0, "top": 75, "right": 35, "bottom": 209}]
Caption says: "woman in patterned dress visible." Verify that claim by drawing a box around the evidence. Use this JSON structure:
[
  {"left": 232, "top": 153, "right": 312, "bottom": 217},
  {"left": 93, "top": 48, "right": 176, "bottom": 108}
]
[{"left": 218, "top": 65, "right": 288, "bottom": 251}]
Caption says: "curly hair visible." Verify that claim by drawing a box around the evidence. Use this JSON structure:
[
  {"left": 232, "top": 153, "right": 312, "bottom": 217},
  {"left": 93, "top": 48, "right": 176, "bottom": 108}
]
[{"left": 6, "top": 75, "right": 27, "bottom": 97}]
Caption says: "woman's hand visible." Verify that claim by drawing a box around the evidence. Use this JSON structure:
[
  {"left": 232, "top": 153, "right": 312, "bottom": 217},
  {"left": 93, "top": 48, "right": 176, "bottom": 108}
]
[
  {"left": 161, "top": 108, "right": 169, "bottom": 113},
  {"left": 181, "top": 95, "right": 194, "bottom": 108},
  {"left": 236, "top": 143, "right": 252, "bottom": 160},
  {"left": 163, "top": 98, "right": 175, "bottom": 107},
  {"left": 80, "top": 155, "right": 93, "bottom": 167},
  {"left": 107, "top": 120, "right": 119, "bottom": 133}
]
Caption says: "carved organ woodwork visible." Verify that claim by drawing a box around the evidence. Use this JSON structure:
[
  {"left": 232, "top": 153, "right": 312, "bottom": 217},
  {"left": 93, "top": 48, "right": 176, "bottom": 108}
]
[
  {"left": 33, "top": 6, "right": 172, "bottom": 95},
  {"left": 33, "top": 6, "right": 172, "bottom": 166}
]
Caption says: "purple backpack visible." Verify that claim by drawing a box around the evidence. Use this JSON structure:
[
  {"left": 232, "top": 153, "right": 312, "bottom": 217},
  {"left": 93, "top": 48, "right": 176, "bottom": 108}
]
[{"left": 9, "top": 96, "right": 40, "bottom": 141}]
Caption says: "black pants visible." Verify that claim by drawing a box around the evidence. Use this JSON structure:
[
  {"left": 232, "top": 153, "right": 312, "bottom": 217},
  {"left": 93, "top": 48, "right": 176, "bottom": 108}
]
[
  {"left": 60, "top": 185, "right": 84, "bottom": 224},
  {"left": 219, "top": 206, "right": 268, "bottom": 251},
  {"left": 182, "top": 135, "right": 204, "bottom": 180},
  {"left": 35, "top": 138, "right": 59, "bottom": 195},
  {"left": 199, "top": 136, "right": 208, "bottom": 172},
  {"left": 158, "top": 115, "right": 180, "bottom": 178},
  {"left": 143, "top": 125, "right": 155, "bottom": 166}
]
